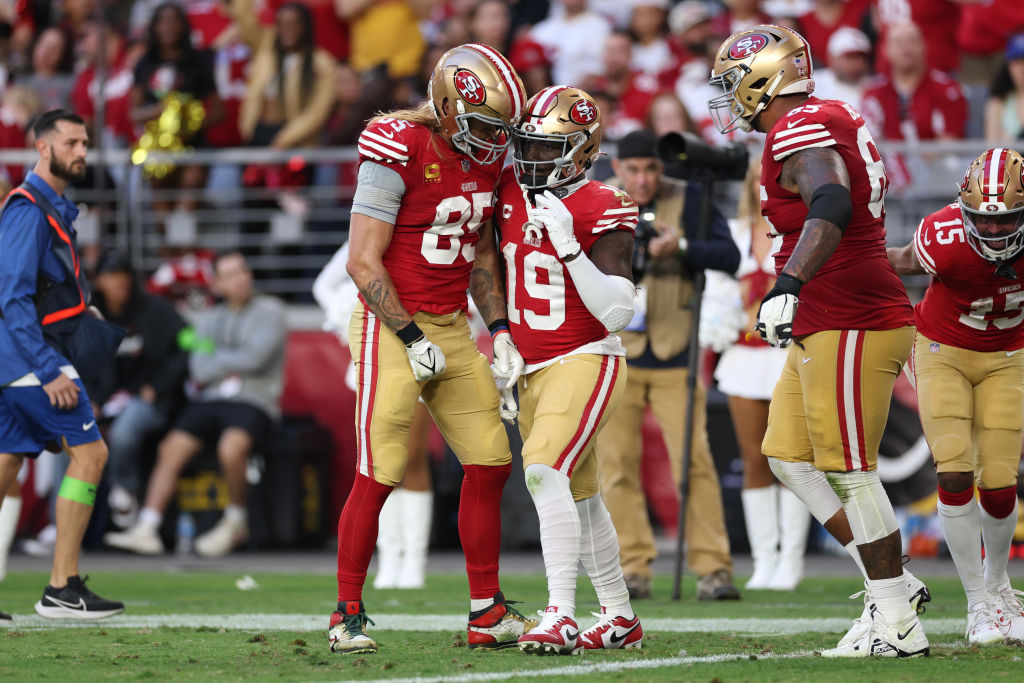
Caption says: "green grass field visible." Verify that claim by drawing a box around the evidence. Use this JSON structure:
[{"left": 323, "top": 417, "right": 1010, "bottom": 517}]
[{"left": 1, "top": 569, "right": 1022, "bottom": 681}]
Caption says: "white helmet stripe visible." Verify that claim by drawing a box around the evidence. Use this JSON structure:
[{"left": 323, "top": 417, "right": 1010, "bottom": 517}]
[
  {"left": 987, "top": 148, "right": 1007, "bottom": 197},
  {"left": 530, "top": 85, "right": 569, "bottom": 119},
  {"left": 466, "top": 42, "right": 524, "bottom": 120}
]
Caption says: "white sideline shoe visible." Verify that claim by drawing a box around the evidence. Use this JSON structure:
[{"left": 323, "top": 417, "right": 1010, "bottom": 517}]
[
  {"left": 104, "top": 521, "right": 163, "bottom": 555},
  {"left": 518, "top": 610, "right": 578, "bottom": 655},
  {"left": 194, "top": 515, "right": 248, "bottom": 557}
]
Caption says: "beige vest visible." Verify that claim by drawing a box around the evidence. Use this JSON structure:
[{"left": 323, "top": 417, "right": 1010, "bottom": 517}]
[{"left": 610, "top": 176, "right": 695, "bottom": 360}]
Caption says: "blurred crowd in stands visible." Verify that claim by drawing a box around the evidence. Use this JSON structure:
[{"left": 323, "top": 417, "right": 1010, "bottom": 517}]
[{"left": 0, "top": 0, "right": 1019, "bottom": 178}]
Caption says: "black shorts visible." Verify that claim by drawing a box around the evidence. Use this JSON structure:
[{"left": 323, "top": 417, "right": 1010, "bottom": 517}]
[{"left": 173, "top": 401, "right": 272, "bottom": 447}]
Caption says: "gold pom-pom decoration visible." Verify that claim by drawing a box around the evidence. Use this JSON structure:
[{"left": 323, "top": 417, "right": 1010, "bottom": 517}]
[{"left": 131, "top": 91, "right": 206, "bottom": 179}]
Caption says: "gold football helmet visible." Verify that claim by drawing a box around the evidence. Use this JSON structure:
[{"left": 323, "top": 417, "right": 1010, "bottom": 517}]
[
  {"left": 708, "top": 24, "right": 814, "bottom": 133},
  {"left": 512, "top": 85, "right": 602, "bottom": 190},
  {"left": 958, "top": 148, "right": 1024, "bottom": 262},
  {"left": 428, "top": 43, "right": 527, "bottom": 165}
]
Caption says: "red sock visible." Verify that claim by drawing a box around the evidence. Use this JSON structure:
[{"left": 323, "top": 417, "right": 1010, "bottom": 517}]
[
  {"left": 460, "top": 463, "right": 511, "bottom": 600},
  {"left": 979, "top": 485, "right": 1017, "bottom": 519},
  {"left": 337, "top": 474, "right": 393, "bottom": 603},
  {"left": 937, "top": 483, "right": 974, "bottom": 507}
]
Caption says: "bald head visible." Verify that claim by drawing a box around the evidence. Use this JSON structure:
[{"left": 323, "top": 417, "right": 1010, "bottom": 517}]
[{"left": 887, "top": 22, "right": 925, "bottom": 75}]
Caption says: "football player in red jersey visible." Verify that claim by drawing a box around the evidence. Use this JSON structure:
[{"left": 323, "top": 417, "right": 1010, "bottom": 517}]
[
  {"left": 328, "top": 43, "right": 537, "bottom": 655},
  {"left": 887, "top": 149, "right": 1024, "bottom": 644},
  {"left": 708, "top": 25, "right": 930, "bottom": 657},
  {"left": 495, "top": 86, "right": 643, "bottom": 656}
]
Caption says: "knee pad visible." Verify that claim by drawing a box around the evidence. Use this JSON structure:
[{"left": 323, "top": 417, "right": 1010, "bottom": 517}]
[
  {"left": 767, "top": 457, "right": 841, "bottom": 525},
  {"left": 979, "top": 486, "right": 1017, "bottom": 520},
  {"left": 825, "top": 470, "right": 898, "bottom": 543}
]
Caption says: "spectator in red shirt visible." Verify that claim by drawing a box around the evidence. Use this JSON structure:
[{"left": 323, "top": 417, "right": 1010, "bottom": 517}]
[
  {"left": 186, "top": 1, "right": 251, "bottom": 148},
  {"left": 71, "top": 19, "right": 137, "bottom": 146},
  {"left": 797, "top": 0, "right": 869, "bottom": 68},
  {"left": 957, "top": 0, "right": 1024, "bottom": 85},
  {"left": 872, "top": 0, "right": 962, "bottom": 75},
  {"left": 861, "top": 21, "right": 968, "bottom": 141},
  {"left": 582, "top": 29, "right": 660, "bottom": 140},
  {"left": 662, "top": 1, "right": 714, "bottom": 90}
]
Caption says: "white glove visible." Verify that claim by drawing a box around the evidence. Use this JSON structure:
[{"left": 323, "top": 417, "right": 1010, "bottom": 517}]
[
  {"left": 491, "top": 366, "right": 519, "bottom": 423},
  {"left": 755, "top": 275, "right": 802, "bottom": 348},
  {"left": 406, "top": 337, "right": 446, "bottom": 381},
  {"left": 530, "top": 190, "right": 579, "bottom": 260},
  {"left": 491, "top": 330, "right": 524, "bottom": 389},
  {"left": 699, "top": 271, "right": 746, "bottom": 353}
]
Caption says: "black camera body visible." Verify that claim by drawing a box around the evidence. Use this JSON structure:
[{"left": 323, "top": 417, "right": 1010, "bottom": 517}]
[{"left": 632, "top": 210, "right": 658, "bottom": 282}]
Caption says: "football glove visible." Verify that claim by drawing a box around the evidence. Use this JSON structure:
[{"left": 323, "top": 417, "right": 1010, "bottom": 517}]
[
  {"left": 755, "top": 274, "right": 802, "bottom": 348},
  {"left": 491, "top": 365, "right": 519, "bottom": 423},
  {"left": 406, "top": 337, "right": 446, "bottom": 382},
  {"left": 530, "top": 190, "right": 580, "bottom": 260},
  {"left": 491, "top": 330, "right": 524, "bottom": 389}
]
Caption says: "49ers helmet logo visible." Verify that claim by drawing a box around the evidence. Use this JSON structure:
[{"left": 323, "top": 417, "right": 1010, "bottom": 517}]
[
  {"left": 569, "top": 99, "right": 597, "bottom": 125},
  {"left": 453, "top": 69, "right": 486, "bottom": 105},
  {"left": 728, "top": 34, "right": 769, "bottom": 59}
]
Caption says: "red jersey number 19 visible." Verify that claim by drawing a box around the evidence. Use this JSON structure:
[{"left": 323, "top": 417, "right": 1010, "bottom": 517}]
[{"left": 502, "top": 243, "right": 566, "bottom": 330}]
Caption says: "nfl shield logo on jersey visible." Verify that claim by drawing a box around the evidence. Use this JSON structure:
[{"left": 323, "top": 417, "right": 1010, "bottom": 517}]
[{"left": 930, "top": 342, "right": 940, "bottom": 353}]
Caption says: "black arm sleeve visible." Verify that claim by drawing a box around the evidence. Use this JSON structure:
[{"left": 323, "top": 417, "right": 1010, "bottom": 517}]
[{"left": 681, "top": 182, "right": 741, "bottom": 274}]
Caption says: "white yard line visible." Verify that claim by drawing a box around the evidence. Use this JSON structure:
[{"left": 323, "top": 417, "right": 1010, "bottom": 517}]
[
  {"left": 330, "top": 651, "right": 815, "bottom": 683},
  {"left": 2, "top": 613, "right": 968, "bottom": 636}
]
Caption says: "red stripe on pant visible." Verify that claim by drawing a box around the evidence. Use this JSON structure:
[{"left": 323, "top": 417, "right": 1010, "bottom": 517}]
[
  {"left": 568, "top": 357, "right": 620, "bottom": 478},
  {"left": 851, "top": 331, "right": 867, "bottom": 471},
  {"left": 554, "top": 356, "right": 612, "bottom": 474},
  {"left": 836, "top": 331, "right": 854, "bottom": 471}
]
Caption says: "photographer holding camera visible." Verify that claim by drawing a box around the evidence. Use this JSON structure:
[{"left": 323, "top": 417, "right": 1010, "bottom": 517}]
[{"left": 596, "top": 129, "right": 740, "bottom": 600}]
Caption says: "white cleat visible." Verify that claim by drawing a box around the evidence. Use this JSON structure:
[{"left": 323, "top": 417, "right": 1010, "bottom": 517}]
[
  {"left": 990, "top": 583, "right": 1024, "bottom": 641},
  {"left": 904, "top": 570, "right": 931, "bottom": 615},
  {"left": 966, "top": 601, "right": 1004, "bottom": 645},
  {"left": 826, "top": 575, "right": 931, "bottom": 657},
  {"left": 194, "top": 516, "right": 249, "bottom": 558},
  {"left": 103, "top": 521, "right": 163, "bottom": 555},
  {"left": 518, "top": 611, "right": 578, "bottom": 655},
  {"left": 823, "top": 605, "right": 929, "bottom": 658}
]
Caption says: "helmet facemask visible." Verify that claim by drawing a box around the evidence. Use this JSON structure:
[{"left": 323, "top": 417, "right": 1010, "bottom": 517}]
[
  {"left": 512, "top": 128, "right": 591, "bottom": 190},
  {"left": 708, "top": 65, "right": 755, "bottom": 133},
  {"left": 959, "top": 199, "right": 1024, "bottom": 263}
]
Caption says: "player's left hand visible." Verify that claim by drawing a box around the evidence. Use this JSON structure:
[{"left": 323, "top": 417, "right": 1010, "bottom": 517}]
[
  {"left": 491, "top": 330, "right": 524, "bottom": 389},
  {"left": 490, "top": 365, "right": 519, "bottom": 423},
  {"left": 756, "top": 274, "right": 802, "bottom": 347},
  {"left": 530, "top": 191, "right": 580, "bottom": 260}
]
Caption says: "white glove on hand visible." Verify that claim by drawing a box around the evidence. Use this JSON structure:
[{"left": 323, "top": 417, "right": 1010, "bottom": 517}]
[
  {"left": 699, "top": 271, "right": 746, "bottom": 353},
  {"left": 530, "top": 190, "right": 579, "bottom": 259},
  {"left": 406, "top": 337, "right": 446, "bottom": 381},
  {"left": 755, "top": 274, "right": 802, "bottom": 348},
  {"left": 491, "top": 330, "right": 524, "bottom": 389},
  {"left": 491, "top": 365, "right": 519, "bottom": 423}
]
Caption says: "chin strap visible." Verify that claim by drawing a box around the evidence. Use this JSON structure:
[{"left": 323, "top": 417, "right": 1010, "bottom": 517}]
[{"left": 994, "top": 261, "right": 1018, "bottom": 280}]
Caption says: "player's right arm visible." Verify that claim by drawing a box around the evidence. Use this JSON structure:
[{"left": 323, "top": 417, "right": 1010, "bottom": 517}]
[
  {"left": 887, "top": 243, "right": 927, "bottom": 276},
  {"left": 348, "top": 126, "right": 446, "bottom": 381}
]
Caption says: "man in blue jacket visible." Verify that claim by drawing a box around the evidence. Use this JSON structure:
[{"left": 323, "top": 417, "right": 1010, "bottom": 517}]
[{"left": 0, "top": 109, "right": 123, "bottom": 620}]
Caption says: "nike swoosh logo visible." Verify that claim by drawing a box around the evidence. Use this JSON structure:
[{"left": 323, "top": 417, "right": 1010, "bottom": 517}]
[
  {"left": 379, "top": 128, "right": 395, "bottom": 139},
  {"left": 1008, "top": 350, "right": 1022, "bottom": 357},
  {"left": 82, "top": 421, "right": 96, "bottom": 430},
  {"left": 48, "top": 596, "right": 86, "bottom": 610},
  {"left": 564, "top": 629, "right": 578, "bottom": 640},
  {"left": 801, "top": 357, "right": 813, "bottom": 365},
  {"left": 787, "top": 117, "right": 806, "bottom": 128},
  {"left": 896, "top": 622, "right": 916, "bottom": 640},
  {"left": 609, "top": 624, "right": 639, "bottom": 644}
]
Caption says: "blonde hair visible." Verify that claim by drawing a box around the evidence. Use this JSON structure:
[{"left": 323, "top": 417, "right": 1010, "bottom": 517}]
[{"left": 370, "top": 101, "right": 440, "bottom": 129}]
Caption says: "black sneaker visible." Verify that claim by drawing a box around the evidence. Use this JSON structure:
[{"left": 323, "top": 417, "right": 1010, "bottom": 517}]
[
  {"left": 34, "top": 575, "right": 125, "bottom": 619},
  {"left": 1, "top": 609, "right": 11, "bottom": 624}
]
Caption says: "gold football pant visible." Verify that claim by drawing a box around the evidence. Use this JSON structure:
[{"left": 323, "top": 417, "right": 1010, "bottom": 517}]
[
  {"left": 518, "top": 354, "right": 625, "bottom": 501},
  {"left": 763, "top": 326, "right": 915, "bottom": 472},
  {"left": 595, "top": 365, "right": 733, "bottom": 579},
  {"left": 348, "top": 302, "right": 511, "bottom": 487},
  {"left": 914, "top": 334, "right": 1024, "bottom": 489}
]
